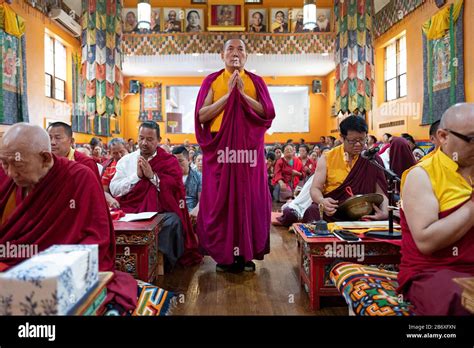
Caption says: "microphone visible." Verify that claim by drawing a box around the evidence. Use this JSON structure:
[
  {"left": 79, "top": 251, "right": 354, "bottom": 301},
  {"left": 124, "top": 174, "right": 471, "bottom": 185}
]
[{"left": 361, "top": 146, "right": 380, "bottom": 159}]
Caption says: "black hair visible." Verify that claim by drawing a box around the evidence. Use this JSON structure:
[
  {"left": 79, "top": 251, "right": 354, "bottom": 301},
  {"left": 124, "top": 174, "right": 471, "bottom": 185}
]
[
  {"left": 139, "top": 121, "right": 161, "bottom": 139},
  {"left": 339, "top": 115, "right": 368, "bottom": 136},
  {"left": 429, "top": 120, "right": 440, "bottom": 137},
  {"left": 285, "top": 139, "right": 293, "bottom": 144},
  {"left": 266, "top": 152, "right": 276, "bottom": 161},
  {"left": 252, "top": 11, "right": 264, "bottom": 20},
  {"left": 401, "top": 133, "right": 416, "bottom": 144},
  {"left": 47, "top": 122, "right": 72, "bottom": 138},
  {"left": 187, "top": 10, "right": 200, "bottom": 21},
  {"left": 383, "top": 133, "right": 392, "bottom": 139},
  {"left": 368, "top": 135, "right": 378, "bottom": 143},
  {"left": 172, "top": 145, "right": 189, "bottom": 158},
  {"left": 275, "top": 10, "right": 285, "bottom": 18},
  {"left": 283, "top": 143, "right": 294, "bottom": 151},
  {"left": 90, "top": 137, "right": 101, "bottom": 148},
  {"left": 299, "top": 144, "right": 310, "bottom": 152}
]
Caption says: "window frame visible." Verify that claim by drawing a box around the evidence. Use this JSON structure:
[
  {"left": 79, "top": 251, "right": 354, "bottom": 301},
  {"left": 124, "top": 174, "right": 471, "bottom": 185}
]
[
  {"left": 384, "top": 35, "right": 407, "bottom": 102},
  {"left": 45, "top": 33, "right": 66, "bottom": 102}
]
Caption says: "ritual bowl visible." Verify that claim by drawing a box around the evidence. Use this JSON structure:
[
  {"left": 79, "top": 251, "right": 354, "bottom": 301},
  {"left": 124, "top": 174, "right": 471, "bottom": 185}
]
[{"left": 336, "top": 193, "right": 384, "bottom": 220}]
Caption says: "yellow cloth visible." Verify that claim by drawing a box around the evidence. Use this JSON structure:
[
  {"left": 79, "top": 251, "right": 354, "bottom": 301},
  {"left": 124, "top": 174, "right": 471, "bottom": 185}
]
[
  {"left": 401, "top": 148, "right": 472, "bottom": 212},
  {"left": 324, "top": 145, "right": 359, "bottom": 195},
  {"left": 1, "top": 189, "right": 17, "bottom": 226},
  {"left": 67, "top": 148, "right": 76, "bottom": 161},
  {"left": 327, "top": 222, "right": 401, "bottom": 235},
  {"left": 0, "top": 3, "right": 26, "bottom": 37},
  {"left": 210, "top": 69, "right": 257, "bottom": 132},
  {"left": 422, "top": 0, "right": 463, "bottom": 40}
]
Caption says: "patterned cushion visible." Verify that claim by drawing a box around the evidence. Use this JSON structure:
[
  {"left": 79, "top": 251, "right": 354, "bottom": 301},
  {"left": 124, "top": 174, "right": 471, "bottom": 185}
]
[
  {"left": 330, "top": 262, "right": 414, "bottom": 316},
  {"left": 132, "top": 280, "right": 176, "bottom": 316}
]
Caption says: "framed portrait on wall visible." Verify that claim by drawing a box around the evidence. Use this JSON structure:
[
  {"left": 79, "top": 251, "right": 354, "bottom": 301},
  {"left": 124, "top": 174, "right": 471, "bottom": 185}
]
[
  {"left": 207, "top": 0, "right": 245, "bottom": 31},
  {"left": 270, "top": 8, "right": 289, "bottom": 33},
  {"left": 185, "top": 8, "right": 204, "bottom": 32},
  {"left": 314, "top": 8, "right": 332, "bottom": 32},
  {"left": 162, "top": 8, "right": 184, "bottom": 33},
  {"left": 122, "top": 8, "right": 139, "bottom": 33},
  {"left": 290, "top": 8, "right": 306, "bottom": 33},
  {"left": 245, "top": 0, "right": 262, "bottom": 3},
  {"left": 248, "top": 8, "right": 267, "bottom": 32},
  {"left": 151, "top": 8, "right": 161, "bottom": 32}
]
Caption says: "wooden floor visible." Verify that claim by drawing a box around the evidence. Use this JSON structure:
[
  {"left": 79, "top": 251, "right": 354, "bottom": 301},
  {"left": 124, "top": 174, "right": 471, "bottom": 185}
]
[{"left": 155, "top": 222, "right": 348, "bottom": 316}]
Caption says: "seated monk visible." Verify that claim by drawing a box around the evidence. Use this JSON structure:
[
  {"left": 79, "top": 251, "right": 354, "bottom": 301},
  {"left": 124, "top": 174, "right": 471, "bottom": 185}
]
[
  {"left": 101, "top": 138, "right": 128, "bottom": 209},
  {"left": 110, "top": 121, "right": 202, "bottom": 268},
  {"left": 0, "top": 123, "right": 136, "bottom": 314},
  {"left": 298, "top": 144, "right": 316, "bottom": 186},
  {"left": 304, "top": 115, "right": 389, "bottom": 222},
  {"left": 47, "top": 122, "right": 101, "bottom": 180},
  {"left": 272, "top": 143, "right": 303, "bottom": 202},
  {"left": 398, "top": 103, "right": 474, "bottom": 315}
]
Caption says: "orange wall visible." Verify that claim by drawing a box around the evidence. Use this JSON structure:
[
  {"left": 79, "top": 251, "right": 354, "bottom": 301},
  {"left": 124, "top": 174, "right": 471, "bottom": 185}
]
[
  {"left": 0, "top": 1, "right": 82, "bottom": 139},
  {"left": 122, "top": 75, "right": 332, "bottom": 144},
  {"left": 371, "top": 0, "right": 473, "bottom": 141}
]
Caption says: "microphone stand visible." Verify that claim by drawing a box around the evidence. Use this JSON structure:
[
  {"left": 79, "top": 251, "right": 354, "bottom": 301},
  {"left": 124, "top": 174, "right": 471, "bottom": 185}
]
[{"left": 363, "top": 154, "right": 402, "bottom": 240}]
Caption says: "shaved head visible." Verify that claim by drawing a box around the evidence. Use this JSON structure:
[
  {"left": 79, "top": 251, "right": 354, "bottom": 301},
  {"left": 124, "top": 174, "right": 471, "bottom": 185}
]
[
  {"left": 0, "top": 123, "right": 53, "bottom": 187},
  {"left": 222, "top": 38, "right": 247, "bottom": 72},
  {"left": 223, "top": 38, "right": 245, "bottom": 51},
  {"left": 438, "top": 103, "right": 474, "bottom": 168}
]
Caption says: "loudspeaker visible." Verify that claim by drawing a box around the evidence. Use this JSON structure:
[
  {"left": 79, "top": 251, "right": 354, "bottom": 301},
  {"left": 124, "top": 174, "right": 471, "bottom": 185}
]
[
  {"left": 312, "top": 79, "right": 322, "bottom": 93},
  {"left": 129, "top": 80, "right": 140, "bottom": 94}
]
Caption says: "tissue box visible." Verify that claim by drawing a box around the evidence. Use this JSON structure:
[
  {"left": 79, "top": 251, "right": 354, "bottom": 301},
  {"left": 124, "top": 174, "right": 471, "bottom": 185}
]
[{"left": 0, "top": 245, "right": 99, "bottom": 315}]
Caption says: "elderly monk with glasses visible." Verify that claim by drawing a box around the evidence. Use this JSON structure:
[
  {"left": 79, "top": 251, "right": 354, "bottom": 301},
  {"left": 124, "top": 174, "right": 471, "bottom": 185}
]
[{"left": 303, "top": 115, "right": 389, "bottom": 223}]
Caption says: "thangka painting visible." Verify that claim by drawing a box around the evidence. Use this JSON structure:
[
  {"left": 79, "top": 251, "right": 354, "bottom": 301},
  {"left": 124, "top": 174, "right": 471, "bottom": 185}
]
[
  {"left": 139, "top": 83, "right": 162, "bottom": 121},
  {"left": 422, "top": 0, "right": 465, "bottom": 124},
  {"left": 0, "top": 29, "right": 29, "bottom": 125}
]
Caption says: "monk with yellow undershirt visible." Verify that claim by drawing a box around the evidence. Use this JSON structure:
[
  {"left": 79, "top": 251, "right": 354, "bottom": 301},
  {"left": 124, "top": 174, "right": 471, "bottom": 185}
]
[
  {"left": 398, "top": 103, "right": 474, "bottom": 315},
  {"left": 195, "top": 38, "right": 276, "bottom": 273},
  {"left": 304, "top": 115, "right": 389, "bottom": 222}
]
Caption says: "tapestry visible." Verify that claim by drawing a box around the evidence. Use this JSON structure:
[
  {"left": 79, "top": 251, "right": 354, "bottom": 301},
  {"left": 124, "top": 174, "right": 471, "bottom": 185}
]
[
  {"left": 139, "top": 83, "right": 162, "bottom": 122},
  {"left": 334, "top": 0, "right": 374, "bottom": 114},
  {"left": 71, "top": 53, "right": 90, "bottom": 133},
  {"left": 132, "top": 280, "right": 176, "bottom": 316},
  {"left": 0, "top": 29, "right": 28, "bottom": 125},
  {"left": 422, "top": 0, "right": 464, "bottom": 124},
  {"left": 374, "top": 0, "right": 425, "bottom": 38}
]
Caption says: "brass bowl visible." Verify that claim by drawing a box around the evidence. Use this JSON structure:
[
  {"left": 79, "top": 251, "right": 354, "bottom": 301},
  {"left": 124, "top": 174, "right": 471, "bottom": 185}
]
[{"left": 336, "top": 193, "right": 384, "bottom": 220}]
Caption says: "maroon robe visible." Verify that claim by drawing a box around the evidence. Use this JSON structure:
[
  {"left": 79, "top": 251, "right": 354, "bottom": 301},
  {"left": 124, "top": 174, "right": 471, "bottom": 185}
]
[
  {"left": 74, "top": 149, "right": 101, "bottom": 181},
  {"left": 302, "top": 155, "right": 388, "bottom": 222},
  {"left": 116, "top": 146, "right": 202, "bottom": 266},
  {"left": 0, "top": 155, "right": 137, "bottom": 312}
]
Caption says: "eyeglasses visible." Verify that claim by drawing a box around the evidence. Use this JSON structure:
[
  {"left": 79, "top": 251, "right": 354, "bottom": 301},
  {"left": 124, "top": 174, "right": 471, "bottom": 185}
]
[
  {"left": 445, "top": 129, "right": 474, "bottom": 144},
  {"left": 343, "top": 136, "right": 367, "bottom": 145}
]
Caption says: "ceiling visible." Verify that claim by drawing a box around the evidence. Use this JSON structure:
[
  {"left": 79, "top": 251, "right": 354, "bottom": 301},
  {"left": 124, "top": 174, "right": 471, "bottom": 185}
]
[{"left": 123, "top": 53, "right": 336, "bottom": 77}]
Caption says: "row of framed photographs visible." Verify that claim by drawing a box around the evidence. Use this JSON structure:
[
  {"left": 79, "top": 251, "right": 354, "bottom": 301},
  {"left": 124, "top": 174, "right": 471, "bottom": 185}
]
[{"left": 122, "top": 6, "right": 333, "bottom": 33}]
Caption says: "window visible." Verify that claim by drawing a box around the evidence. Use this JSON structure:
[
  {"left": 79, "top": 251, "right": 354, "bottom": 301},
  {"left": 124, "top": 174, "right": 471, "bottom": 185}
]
[
  {"left": 45, "top": 34, "right": 66, "bottom": 101},
  {"left": 384, "top": 35, "right": 407, "bottom": 101}
]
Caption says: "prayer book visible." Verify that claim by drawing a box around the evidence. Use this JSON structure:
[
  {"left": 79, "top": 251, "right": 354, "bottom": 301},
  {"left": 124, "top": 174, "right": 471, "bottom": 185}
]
[{"left": 119, "top": 212, "right": 158, "bottom": 222}]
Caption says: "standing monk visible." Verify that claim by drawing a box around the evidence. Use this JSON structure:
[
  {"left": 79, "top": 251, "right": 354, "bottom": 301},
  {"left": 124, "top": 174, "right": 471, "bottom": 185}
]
[
  {"left": 195, "top": 39, "right": 275, "bottom": 272},
  {"left": 195, "top": 38, "right": 275, "bottom": 272}
]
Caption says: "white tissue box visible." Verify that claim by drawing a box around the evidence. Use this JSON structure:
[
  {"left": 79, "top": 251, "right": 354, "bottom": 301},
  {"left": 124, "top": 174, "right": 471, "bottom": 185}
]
[{"left": 0, "top": 244, "right": 99, "bottom": 315}]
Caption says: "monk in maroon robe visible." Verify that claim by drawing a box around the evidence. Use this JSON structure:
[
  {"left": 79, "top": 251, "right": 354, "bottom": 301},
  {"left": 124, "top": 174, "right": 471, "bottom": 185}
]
[
  {"left": 0, "top": 123, "right": 136, "bottom": 313},
  {"left": 195, "top": 38, "right": 275, "bottom": 272}
]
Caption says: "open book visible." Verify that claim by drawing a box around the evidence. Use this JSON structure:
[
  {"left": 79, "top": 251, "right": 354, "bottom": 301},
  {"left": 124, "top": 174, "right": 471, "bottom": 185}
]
[{"left": 118, "top": 212, "right": 157, "bottom": 222}]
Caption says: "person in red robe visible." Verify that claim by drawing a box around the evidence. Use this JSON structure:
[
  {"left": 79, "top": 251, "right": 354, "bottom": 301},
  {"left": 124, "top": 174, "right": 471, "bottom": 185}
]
[
  {"left": 110, "top": 121, "right": 202, "bottom": 268},
  {"left": 298, "top": 144, "right": 316, "bottom": 186},
  {"left": 101, "top": 137, "right": 128, "bottom": 209},
  {"left": 272, "top": 143, "right": 303, "bottom": 202},
  {"left": 0, "top": 123, "right": 136, "bottom": 313},
  {"left": 398, "top": 103, "right": 474, "bottom": 315}
]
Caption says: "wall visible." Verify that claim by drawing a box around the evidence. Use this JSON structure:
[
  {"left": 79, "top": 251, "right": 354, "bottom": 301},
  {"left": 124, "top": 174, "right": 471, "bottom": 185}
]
[
  {"left": 371, "top": 0, "right": 473, "bottom": 141},
  {"left": 0, "top": 1, "right": 82, "bottom": 140},
  {"left": 122, "top": 75, "right": 332, "bottom": 144}
]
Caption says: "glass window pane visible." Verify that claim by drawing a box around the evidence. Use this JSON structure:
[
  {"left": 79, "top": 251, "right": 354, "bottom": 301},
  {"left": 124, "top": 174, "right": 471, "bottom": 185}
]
[
  {"left": 44, "top": 34, "right": 54, "bottom": 75},
  {"left": 399, "top": 74, "right": 407, "bottom": 97},
  {"left": 55, "top": 78, "right": 65, "bottom": 101},
  {"left": 399, "top": 38, "right": 407, "bottom": 75},
  {"left": 385, "top": 56, "right": 397, "bottom": 80},
  {"left": 45, "top": 74, "right": 52, "bottom": 97},
  {"left": 386, "top": 42, "right": 396, "bottom": 59},
  {"left": 386, "top": 78, "right": 397, "bottom": 101},
  {"left": 54, "top": 40, "right": 67, "bottom": 80}
]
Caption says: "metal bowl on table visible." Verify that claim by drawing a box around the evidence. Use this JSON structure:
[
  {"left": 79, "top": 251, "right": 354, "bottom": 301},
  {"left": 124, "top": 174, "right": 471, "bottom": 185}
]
[{"left": 336, "top": 193, "right": 384, "bottom": 220}]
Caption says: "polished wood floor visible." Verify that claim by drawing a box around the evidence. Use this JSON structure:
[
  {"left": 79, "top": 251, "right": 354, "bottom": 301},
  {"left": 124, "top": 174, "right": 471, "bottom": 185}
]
[{"left": 155, "top": 222, "right": 348, "bottom": 316}]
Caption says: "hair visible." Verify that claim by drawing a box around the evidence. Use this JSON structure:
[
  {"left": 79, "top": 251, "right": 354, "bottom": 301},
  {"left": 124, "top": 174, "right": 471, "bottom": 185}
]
[
  {"left": 139, "top": 121, "right": 161, "bottom": 139},
  {"left": 300, "top": 138, "right": 305, "bottom": 143},
  {"left": 266, "top": 151, "right": 276, "bottom": 161},
  {"left": 283, "top": 143, "right": 294, "bottom": 151},
  {"left": 328, "top": 136, "right": 336, "bottom": 142},
  {"left": 429, "top": 120, "right": 440, "bottom": 137},
  {"left": 275, "top": 10, "right": 285, "bottom": 18},
  {"left": 252, "top": 11, "right": 264, "bottom": 20},
  {"left": 90, "top": 137, "right": 101, "bottom": 148},
  {"left": 368, "top": 135, "right": 378, "bottom": 144},
  {"left": 273, "top": 146, "right": 282, "bottom": 152},
  {"left": 299, "top": 144, "right": 310, "bottom": 153},
  {"left": 285, "top": 139, "right": 293, "bottom": 144},
  {"left": 109, "top": 137, "right": 126, "bottom": 147},
  {"left": 401, "top": 133, "right": 416, "bottom": 144},
  {"left": 172, "top": 145, "right": 189, "bottom": 158},
  {"left": 339, "top": 115, "right": 368, "bottom": 136},
  {"left": 383, "top": 133, "right": 392, "bottom": 139},
  {"left": 47, "top": 122, "right": 73, "bottom": 138},
  {"left": 187, "top": 10, "right": 200, "bottom": 21}
]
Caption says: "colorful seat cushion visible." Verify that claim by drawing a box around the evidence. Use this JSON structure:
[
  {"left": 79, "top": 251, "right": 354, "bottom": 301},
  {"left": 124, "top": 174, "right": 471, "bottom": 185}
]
[
  {"left": 132, "top": 280, "right": 176, "bottom": 316},
  {"left": 330, "top": 262, "right": 414, "bottom": 316}
]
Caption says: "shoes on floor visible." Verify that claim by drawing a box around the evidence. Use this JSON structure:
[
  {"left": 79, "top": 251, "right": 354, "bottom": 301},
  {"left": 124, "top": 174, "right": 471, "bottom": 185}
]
[{"left": 244, "top": 261, "right": 256, "bottom": 272}]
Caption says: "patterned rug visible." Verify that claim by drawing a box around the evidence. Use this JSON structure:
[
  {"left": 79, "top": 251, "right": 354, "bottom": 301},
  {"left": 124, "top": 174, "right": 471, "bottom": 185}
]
[
  {"left": 132, "top": 280, "right": 176, "bottom": 316},
  {"left": 330, "top": 262, "right": 414, "bottom": 316}
]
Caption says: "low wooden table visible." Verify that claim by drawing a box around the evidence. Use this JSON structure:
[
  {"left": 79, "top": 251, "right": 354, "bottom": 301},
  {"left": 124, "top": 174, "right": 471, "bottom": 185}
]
[
  {"left": 71, "top": 272, "right": 113, "bottom": 315},
  {"left": 114, "top": 214, "right": 165, "bottom": 283},
  {"left": 294, "top": 223, "right": 401, "bottom": 311},
  {"left": 453, "top": 277, "right": 474, "bottom": 314}
]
